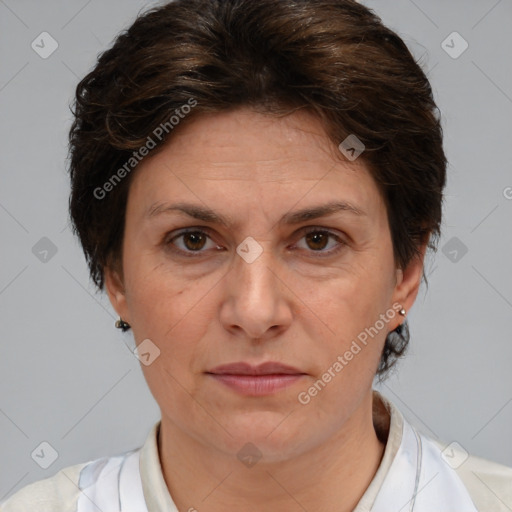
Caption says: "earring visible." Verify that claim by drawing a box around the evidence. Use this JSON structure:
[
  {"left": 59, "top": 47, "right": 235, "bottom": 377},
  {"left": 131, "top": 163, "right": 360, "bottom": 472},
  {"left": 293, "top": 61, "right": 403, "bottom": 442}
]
[
  {"left": 115, "top": 318, "right": 131, "bottom": 331},
  {"left": 394, "top": 308, "right": 406, "bottom": 334}
]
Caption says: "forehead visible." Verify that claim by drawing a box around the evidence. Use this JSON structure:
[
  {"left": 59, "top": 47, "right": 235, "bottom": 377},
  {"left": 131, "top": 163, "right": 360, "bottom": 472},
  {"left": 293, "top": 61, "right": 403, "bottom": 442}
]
[
  {"left": 144, "top": 108, "right": 348, "bottom": 174},
  {"left": 127, "top": 108, "right": 384, "bottom": 220}
]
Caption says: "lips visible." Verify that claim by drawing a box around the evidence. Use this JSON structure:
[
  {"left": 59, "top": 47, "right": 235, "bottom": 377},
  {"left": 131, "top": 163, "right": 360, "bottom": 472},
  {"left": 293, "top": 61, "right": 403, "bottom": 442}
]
[
  {"left": 206, "top": 361, "right": 307, "bottom": 396},
  {"left": 207, "top": 361, "right": 305, "bottom": 376}
]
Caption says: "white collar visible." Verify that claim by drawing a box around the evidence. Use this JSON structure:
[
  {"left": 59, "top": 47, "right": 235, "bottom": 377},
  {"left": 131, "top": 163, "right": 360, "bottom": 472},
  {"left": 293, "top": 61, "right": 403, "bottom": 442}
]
[
  {"left": 369, "top": 412, "right": 478, "bottom": 511},
  {"left": 76, "top": 449, "right": 149, "bottom": 512}
]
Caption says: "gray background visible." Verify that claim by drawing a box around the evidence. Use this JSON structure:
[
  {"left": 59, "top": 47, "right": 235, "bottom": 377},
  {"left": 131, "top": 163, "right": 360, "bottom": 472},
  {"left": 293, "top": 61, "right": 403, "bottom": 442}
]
[{"left": 1, "top": 0, "right": 511, "bottom": 502}]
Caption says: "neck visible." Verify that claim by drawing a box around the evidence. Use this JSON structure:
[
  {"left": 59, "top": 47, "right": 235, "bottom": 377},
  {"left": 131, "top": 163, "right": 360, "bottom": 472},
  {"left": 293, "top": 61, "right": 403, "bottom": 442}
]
[{"left": 159, "top": 390, "right": 386, "bottom": 512}]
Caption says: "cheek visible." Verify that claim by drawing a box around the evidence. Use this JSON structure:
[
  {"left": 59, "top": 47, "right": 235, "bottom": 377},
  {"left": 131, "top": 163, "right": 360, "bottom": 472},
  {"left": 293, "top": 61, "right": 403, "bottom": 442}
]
[
  {"left": 124, "top": 259, "right": 219, "bottom": 366},
  {"left": 304, "top": 265, "right": 394, "bottom": 383},
  {"left": 311, "top": 267, "right": 392, "bottom": 333},
  {"left": 304, "top": 284, "right": 388, "bottom": 408},
  {"left": 123, "top": 247, "right": 187, "bottom": 327},
  {"left": 128, "top": 279, "right": 199, "bottom": 343}
]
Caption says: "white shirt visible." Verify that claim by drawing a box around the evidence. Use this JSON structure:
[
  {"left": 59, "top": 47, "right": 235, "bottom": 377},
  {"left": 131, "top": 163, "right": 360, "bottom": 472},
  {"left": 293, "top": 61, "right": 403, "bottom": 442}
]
[{"left": 2, "top": 391, "right": 511, "bottom": 511}]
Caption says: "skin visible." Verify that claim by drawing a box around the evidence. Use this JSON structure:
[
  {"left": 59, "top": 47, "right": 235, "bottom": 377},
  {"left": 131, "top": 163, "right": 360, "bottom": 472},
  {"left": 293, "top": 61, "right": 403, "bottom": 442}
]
[{"left": 105, "top": 107, "right": 427, "bottom": 512}]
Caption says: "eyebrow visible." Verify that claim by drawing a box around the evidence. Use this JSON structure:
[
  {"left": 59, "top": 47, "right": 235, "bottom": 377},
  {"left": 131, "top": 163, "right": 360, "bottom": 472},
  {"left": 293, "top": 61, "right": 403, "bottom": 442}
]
[{"left": 146, "top": 200, "right": 366, "bottom": 226}]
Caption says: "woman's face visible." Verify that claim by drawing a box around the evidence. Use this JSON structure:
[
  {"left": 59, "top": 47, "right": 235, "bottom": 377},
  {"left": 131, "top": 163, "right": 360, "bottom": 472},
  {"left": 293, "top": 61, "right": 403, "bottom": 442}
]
[{"left": 106, "top": 107, "right": 424, "bottom": 462}]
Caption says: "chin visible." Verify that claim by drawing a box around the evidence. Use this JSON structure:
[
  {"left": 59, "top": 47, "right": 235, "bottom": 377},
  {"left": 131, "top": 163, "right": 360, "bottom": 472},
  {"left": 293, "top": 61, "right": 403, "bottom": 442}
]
[{"left": 214, "top": 412, "right": 312, "bottom": 460}]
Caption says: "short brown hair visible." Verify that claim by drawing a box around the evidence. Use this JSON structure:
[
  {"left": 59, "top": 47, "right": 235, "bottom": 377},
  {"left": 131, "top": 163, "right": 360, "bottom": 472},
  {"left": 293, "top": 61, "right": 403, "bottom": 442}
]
[{"left": 68, "top": 0, "right": 447, "bottom": 376}]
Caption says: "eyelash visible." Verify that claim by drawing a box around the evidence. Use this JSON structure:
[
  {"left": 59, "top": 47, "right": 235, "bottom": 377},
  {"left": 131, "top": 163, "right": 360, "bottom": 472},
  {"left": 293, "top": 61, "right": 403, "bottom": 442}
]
[{"left": 164, "top": 226, "right": 346, "bottom": 258}]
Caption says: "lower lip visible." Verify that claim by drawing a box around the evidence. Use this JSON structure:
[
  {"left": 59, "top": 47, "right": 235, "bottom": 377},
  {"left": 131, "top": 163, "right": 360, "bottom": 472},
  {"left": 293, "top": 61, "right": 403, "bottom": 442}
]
[{"left": 207, "top": 374, "right": 305, "bottom": 396}]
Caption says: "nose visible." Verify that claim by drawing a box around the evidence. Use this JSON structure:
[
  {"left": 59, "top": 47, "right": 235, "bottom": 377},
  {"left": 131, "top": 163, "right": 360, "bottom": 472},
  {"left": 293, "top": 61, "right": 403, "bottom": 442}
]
[{"left": 219, "top": 242, "right": 293, "bottom": 341}]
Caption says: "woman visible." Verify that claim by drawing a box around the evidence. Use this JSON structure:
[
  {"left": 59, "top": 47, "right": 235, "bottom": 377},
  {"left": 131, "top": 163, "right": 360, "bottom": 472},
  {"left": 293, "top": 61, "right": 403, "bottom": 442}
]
[{"left": 2, "top": 0, "right": 510, "bottom": 510}]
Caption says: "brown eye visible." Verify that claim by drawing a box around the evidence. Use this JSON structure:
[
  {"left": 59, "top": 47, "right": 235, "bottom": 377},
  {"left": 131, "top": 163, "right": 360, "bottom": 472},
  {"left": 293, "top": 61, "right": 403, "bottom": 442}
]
[
  {"left": 294, "top": 228, "right": 345, "bottom": 257},
  {"left": 166, "top": 229, "right": 220, "bottom": 256},
  {"left": 305, "top": 231, "right": 330, "bottom": 250},
  {"left": 182, "top": 232, "right": 207, "bottom": 251}
]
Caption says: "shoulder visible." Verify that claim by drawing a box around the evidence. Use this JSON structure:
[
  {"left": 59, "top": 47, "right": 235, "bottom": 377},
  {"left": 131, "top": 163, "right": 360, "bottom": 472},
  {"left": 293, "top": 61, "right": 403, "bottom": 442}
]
[
  {"left": 1, "top": 449, "right": 144, "bottom": 512},
  {"left": 1, "top": 424, "right": 157, "bottom": 512},
  {"left": 376, "top": 392, "right": 512, "bottom": 511},
  {"left": 432, "top": 439, "right": 512, "bottom": 511},
  {"left": 0, "top": 461, "right": 88, "bottom": 512}
]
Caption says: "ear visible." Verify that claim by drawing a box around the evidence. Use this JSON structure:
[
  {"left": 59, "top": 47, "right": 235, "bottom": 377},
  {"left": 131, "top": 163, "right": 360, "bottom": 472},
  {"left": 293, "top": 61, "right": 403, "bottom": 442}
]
[
  {"left": 104, "top": 265, "right": 130, "bottom": 323},
  {"left": 390, "top": 241, "right": 428, "bottom": 330}
]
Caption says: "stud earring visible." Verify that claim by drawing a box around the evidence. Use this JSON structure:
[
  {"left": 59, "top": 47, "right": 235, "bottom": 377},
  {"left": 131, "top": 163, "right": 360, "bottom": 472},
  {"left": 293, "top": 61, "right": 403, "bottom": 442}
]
[
  {"left": 115, "top": 318, "right": 131, "bottom": 331},
  {"left": 399, "top": 308, "right": 406, "bottom": 316}
]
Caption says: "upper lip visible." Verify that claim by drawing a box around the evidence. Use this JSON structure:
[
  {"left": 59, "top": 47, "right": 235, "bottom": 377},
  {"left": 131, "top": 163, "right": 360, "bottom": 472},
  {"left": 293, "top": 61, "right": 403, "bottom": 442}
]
[{"left": 207, "top": 362, "right": 305, "bottom": 375}]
